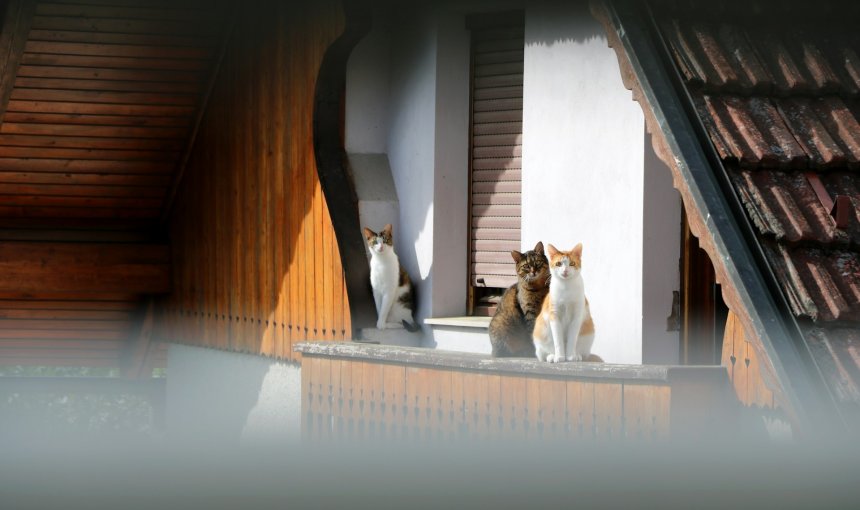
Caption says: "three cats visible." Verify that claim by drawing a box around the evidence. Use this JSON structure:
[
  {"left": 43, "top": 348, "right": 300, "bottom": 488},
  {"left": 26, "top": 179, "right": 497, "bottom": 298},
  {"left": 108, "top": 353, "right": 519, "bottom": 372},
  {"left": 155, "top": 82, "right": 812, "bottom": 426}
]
[
  {"left": 363, "top": 223, "right": 597, "bottom": 361},
  {"left": 363, "top": 224, "right": 419, "bottom": 332},
  {"left": 532, "top": 243, "right": 595, "bottom": 363},
  {"left": 488, "top": 242, "right": 550, "bottom": 357}
]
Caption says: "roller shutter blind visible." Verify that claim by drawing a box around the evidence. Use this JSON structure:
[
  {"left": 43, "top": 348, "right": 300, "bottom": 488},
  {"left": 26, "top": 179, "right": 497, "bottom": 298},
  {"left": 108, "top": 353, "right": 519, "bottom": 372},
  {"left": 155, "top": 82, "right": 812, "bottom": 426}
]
[{"left": 469, "top": 15, "right": 524, "bottom": 296}]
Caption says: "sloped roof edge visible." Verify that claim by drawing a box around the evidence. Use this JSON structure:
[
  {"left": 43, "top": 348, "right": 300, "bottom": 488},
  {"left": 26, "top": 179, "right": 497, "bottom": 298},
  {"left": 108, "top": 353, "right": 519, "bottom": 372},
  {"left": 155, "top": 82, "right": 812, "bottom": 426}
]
[{"left": 589, "top": 0, "right": 844, "bottom": 433}]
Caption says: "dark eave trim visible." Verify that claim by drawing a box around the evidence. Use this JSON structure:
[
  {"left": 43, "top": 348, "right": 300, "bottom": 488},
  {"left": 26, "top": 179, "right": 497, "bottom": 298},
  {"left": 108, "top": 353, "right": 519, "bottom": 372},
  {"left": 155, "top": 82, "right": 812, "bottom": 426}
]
[
  {"left": 601, "top": 0, "right": 843, "bottom": 433},
  {"left": 313, "top": 0, "right": 376, "bottom": 333}
]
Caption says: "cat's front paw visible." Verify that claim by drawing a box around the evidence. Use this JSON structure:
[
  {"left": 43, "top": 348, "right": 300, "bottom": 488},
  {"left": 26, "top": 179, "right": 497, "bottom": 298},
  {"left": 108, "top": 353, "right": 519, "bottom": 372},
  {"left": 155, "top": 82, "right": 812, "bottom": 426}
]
[
  {"left": 376, "top": 321, "right": 387, "bottom": 330},
  {"left": 547, "top": 353, "right": 562, "bottom": 363},
  {"left": 567, "top": 354, "right": 583, "bottom": 362}
]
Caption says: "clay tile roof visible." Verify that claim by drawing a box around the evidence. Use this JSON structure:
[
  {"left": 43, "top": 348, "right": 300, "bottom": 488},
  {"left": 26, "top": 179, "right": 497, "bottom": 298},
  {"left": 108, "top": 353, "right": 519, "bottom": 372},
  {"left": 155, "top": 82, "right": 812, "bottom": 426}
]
[{"left": 655, "top": 0, "right": 860, "bottom": 416}]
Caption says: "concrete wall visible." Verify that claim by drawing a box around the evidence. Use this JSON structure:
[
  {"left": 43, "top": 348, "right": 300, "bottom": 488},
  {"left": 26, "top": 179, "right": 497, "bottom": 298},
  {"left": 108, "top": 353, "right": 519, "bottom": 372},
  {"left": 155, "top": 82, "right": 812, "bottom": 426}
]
[
  {"left": 642, "top": 131, "right": 682, "bottom": 364},
  {"left": 165, "top": 344, "right": 301, "bottom": 445}
]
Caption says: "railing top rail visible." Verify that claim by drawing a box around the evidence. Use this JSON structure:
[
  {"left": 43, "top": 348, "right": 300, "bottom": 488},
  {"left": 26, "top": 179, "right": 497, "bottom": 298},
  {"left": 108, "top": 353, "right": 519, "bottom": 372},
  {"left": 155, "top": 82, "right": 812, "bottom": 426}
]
[{"left": 295, "top": 342, "right": 727, "bottom": 384}]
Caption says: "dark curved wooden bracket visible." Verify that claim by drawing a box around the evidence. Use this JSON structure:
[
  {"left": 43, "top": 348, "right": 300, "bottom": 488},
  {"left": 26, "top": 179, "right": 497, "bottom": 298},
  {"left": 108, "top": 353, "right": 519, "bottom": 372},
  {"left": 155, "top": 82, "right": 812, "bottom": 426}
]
[{"left": 313, "top": 0, "right": 375, "bottom": 333}]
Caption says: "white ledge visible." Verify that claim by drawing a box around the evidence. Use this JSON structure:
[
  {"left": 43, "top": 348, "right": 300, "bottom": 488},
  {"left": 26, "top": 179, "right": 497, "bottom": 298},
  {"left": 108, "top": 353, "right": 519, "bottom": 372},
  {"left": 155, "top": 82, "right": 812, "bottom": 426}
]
[{"left": 423, "top": 316, "right": 491, "bottom": 329}]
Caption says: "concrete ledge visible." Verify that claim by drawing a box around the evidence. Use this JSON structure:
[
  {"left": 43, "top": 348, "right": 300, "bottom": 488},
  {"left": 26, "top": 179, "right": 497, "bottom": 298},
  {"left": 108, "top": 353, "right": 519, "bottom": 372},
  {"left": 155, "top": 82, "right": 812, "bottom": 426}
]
[
  {"left": 424, "top": 316, "right": 491, "bottom": 328},
  {"left": 294, "top": 341, "right": 728, "bottom": 383},
  {"left": 356, "top": 327, "right": 422, "bottom": 347}
]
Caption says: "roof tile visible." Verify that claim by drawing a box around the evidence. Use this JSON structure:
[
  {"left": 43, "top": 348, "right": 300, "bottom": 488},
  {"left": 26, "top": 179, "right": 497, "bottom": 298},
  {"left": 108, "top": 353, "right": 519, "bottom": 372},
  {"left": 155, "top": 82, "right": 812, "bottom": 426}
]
[
  {"left": 696, "top": 94, "right": 807, "bottom": 168},
  {"left": 805, "top": 327, "right": 860, "bottom": 407},
  {"left": 778, "top": 98, "right": 857, "bottom": 169},
  {"left": 765, "top": 243, "right": 860, "bottom": 323},
  {"left": 664, "top": 17, "right": 860, "bottom": 96},
  {"left": 729, "top": 168, "right": 856, "bottom": 244}
]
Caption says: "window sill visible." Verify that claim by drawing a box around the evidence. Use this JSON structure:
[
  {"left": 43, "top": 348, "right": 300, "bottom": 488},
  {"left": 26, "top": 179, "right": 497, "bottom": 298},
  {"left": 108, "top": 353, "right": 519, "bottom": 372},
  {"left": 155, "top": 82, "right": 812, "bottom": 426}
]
[{"left": 423, "top": 316, "right": 491, "bottom": 329}]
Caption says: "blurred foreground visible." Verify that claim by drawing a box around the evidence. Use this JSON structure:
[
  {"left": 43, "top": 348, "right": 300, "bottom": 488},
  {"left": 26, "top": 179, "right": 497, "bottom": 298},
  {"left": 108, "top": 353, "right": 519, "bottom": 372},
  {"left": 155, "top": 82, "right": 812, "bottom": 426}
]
[{"left": 2, "top": 433, "right": 859, "bottom": 510}]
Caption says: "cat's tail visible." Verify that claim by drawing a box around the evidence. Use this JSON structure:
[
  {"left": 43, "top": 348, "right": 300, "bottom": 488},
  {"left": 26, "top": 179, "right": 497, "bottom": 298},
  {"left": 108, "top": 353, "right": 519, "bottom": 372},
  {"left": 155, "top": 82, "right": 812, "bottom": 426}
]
[{"left": 402, "top": 320, "right": 421, "bottom": 333}]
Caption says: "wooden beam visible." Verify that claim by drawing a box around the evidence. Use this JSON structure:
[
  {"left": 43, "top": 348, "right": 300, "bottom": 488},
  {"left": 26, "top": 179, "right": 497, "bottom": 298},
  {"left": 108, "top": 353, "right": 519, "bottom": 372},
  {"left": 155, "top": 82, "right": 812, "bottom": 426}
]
[
  {"left": 0, "top": 241, "right": 170, "bottom": 295},
  {"left": 0, "top": 0, "right": 35, "bottom": 126}
]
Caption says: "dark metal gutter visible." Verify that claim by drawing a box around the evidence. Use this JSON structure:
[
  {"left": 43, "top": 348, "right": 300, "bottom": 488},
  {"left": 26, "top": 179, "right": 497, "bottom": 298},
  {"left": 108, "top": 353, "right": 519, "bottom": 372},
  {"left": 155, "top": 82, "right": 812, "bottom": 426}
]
[{"left": 601, "top": 0, "right": 843, "bottom": 433}]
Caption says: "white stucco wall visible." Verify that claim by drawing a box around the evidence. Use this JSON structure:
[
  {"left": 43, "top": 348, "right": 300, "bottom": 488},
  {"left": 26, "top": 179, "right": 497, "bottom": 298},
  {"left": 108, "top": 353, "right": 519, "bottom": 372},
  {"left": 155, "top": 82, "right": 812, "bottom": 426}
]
[
  {"left": 165, "top": 344, "right": 301, "bottom": 445},
  {"left": 521, "top": 1, "right": 646, "bottom": 364},
  {"left": 346, "top": 7, "right": 471, "bottom": 338},
  {"left": 642, "top": 131, "right": 682, "bottom": 364}
]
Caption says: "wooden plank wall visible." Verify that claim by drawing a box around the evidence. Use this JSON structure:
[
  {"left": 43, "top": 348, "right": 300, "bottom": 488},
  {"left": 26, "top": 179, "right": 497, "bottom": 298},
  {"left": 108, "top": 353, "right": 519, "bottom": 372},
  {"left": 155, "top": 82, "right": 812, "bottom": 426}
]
[
  {"left": 303, "top": 356, "right": 673, "bottom": 442},
  {"left": 0, "top": 0, "right": 224, "bottom": 225},
  {"left": 163, "top": 0, "right": 350, "bottom": 360},
  {"left": 722, "top": 310, "right": 776, "bottom": 409}
]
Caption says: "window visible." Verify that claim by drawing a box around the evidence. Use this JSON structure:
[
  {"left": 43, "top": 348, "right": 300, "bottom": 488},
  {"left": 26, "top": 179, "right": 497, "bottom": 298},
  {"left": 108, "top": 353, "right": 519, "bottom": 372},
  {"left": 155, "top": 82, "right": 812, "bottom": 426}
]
[{"left": 466, "top": 11, "right": 525, "bottom": 315}]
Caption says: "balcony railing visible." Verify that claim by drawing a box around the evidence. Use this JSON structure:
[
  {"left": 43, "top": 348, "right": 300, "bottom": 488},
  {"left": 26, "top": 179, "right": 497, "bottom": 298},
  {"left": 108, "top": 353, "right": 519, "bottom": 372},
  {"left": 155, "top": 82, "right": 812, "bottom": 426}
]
[{"left": 296, "top": 342, "right": 738, "bottom": 442}]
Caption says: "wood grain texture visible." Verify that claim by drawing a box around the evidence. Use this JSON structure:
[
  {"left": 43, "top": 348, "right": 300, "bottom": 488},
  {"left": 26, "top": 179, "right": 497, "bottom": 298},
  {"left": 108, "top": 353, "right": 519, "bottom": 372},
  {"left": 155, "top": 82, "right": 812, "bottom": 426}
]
[
  {"left": 0, "top": 241, "right": 170, "bottom": 294},
  {"left": 0, "top": 0, "right": 225, "bottom": 224},
  {"left": 722, "top": 310, "right": 777, "bottom": 409},
  {"left": 300, "top": 345, "right": 737, "bottom": 441},
  {"left": 163, "top": 0, "right": 350, "bottom": 359}
]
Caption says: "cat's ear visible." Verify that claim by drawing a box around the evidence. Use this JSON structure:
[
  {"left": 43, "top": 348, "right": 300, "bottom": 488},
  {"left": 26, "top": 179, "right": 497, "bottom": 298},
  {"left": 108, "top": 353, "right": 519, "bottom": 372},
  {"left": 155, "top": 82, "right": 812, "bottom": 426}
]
[
  {"left": 362, "top": 227, "right": 375, "bottom": 240},
  {"left": 382, "top": 224, "right": 393, "bottom": 235},
  {"left": 510, "top": 250, "right": 523, "bottom": 263},
  {"left": 533, "top": 241, "right": 544, "bottom": 254},
  {"left": 572, "top": 243, "right": 583, "bottom": 258},
  {"left": 546, "top": 243, "right": 559, "bottom": 258}
]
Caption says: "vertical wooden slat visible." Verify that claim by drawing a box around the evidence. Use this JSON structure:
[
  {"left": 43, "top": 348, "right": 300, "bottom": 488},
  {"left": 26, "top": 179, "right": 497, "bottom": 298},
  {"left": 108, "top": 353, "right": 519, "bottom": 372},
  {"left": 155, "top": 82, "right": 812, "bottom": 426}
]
[
  {"left": 499, "top": 374, "right": 527, "bottom": 437},
  {"left": 623, "top": 384, "right": 671, "bottom": 440},
  {"left": 362, "top": 360, "right": 384, "bottom": 439},
  {"left": 164, "top": 1, "right": 350, "bottom": 357},
  {"left": 302, "top": 354, "right": 316, "bottom": 440},
  {"left": 525, "top": 376, "right": 541, "bottom": 440},
  {"left": 566, "top": 380, "right": 595, "bottom": 439},
  {"left": 593, "top": 383, "right": 623, "bottom": 441},
  {"left": 382, "top": 363, "right": 405, "bottom": 439},
  {"left": 537, "top": 378, "right": 567, "bottom": 441},
  {"left": 349, "top": 358, "right": 364, "bottom": 439},
  {"left": 462, "top": 371, "right": 489, "bottom": 440},
  {"left": 328, "top": 358, "right": 342, "bottom": 439}
]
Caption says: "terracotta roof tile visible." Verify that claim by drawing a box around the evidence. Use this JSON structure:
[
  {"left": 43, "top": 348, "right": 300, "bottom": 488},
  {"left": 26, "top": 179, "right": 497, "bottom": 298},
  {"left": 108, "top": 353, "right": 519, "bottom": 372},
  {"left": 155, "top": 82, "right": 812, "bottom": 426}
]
[
  {"left": 729, "top": 168, "right": 857, "bottom": 245},
  {"left": 779, "top": 98, "right": 860, "bottom": 169},
  {"left": 664, "top": 18, "right": 860, "bottom": 96},
  {"left": 806, "top": 327, "right": 860, "bottom": 407},
  {"left": 661, "top": 20, "right": 771, "bottom": 94},
  {"left": 695, "top": 94, "right": 807, "bottom": 168},
  {"left": 764, "top": 242, "right": 860, "bottom": 323}
]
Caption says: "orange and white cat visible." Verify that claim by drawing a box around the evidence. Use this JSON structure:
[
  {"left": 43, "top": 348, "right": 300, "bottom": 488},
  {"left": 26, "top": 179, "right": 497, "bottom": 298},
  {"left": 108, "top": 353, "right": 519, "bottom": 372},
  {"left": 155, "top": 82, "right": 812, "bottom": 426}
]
[{"left": 532, "top": 243, "right": 595, "bottom": 363}]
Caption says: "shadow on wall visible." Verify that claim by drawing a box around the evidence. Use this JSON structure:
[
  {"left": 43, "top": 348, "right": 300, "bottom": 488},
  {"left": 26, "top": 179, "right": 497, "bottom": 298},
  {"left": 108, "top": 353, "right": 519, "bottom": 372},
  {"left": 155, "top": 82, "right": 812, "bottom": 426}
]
[
  {"left": 163, "top": 0, "right": 358, "bottom": 360},
  {"left": 525, "top": 1, "right": 606, "bottom": 48}
]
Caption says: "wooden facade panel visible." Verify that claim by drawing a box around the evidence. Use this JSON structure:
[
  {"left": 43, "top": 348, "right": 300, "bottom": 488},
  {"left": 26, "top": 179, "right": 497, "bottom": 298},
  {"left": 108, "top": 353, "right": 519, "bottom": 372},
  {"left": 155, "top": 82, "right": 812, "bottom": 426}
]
[
  {"left": 722, "top": 310, "right": 776, "bottom": 409},
  {"left": 163, "top": 0, "right": 350, "bottom": 360},
  {"left": 0, "top": 241, "right": 170, "bottom": 295},
  {"left": 298, "top": 348, "right": 728, "bottom": 442}
]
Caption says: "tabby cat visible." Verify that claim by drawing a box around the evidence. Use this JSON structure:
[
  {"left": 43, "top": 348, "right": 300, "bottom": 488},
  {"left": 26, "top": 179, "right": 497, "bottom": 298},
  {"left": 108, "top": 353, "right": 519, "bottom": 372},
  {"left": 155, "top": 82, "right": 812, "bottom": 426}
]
[
  {"left": 533, "top": 243, "right": 595, "bottom": 362},
  {"left": 488, "top": 241, "right": 550, "bottom": 357},
  {"left": 363, "top": 224, "right": 419, "bottom": 332}
]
